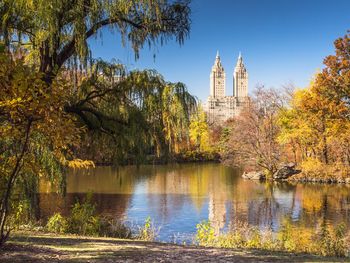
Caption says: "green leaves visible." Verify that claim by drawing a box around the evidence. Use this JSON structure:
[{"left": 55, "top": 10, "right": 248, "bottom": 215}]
[
  {"left": 1, "top": 0, "right": 191, "bottom": 76},
  {"left": 0, "top": 43, "right": 4, "bottom": 53},
  {"left": 68, "top": 60, "right": 196, "bottom": 164}
]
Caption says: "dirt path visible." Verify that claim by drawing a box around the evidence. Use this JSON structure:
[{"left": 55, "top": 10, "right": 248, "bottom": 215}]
[{"left": 0, "top": 233, "right": 347, "bottom": 262}]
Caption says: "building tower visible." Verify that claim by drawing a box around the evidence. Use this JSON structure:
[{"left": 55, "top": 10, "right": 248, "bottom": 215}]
[
  {"left": 233, "top": 52, "right": 248, "bottom": 98},
  {"left": 210, "top": 51, "right": 226, "bottom": 97}
]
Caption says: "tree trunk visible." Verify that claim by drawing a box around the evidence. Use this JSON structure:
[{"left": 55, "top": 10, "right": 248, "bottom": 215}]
[
  {"left": 0, "top": 119, "right": 32, "bottom": 246},
  {"left": 322, "top": 134, "right": 329, "bottom": 165}
]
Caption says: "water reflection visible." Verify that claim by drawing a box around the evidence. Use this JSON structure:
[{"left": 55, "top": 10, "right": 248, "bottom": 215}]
[{"left": 38, "top": 163, "right": 350, "bottom": 241}]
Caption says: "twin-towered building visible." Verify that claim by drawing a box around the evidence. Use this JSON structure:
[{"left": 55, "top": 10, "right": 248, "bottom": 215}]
[{"left": 205, "top": 51, "right": 249, "bottom": 124}]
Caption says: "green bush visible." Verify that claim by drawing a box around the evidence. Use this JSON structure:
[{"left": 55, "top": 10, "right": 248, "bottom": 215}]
[
  {"left": 138, "top": 216, "right": 157, "bottom": 241},
  {"left": 195, "top": 220, "right": 215, "bottom": 246},
  {"left": 67, "top": 194, "right": 100, "bottom": 236},
  {"left": 46, "top": 213, "right": 68, "bottom": 233},
  {"left": 45, "top": 193, "right": 132, "bottom": 238},
  {"left": 277, "top": 219, "right": 297, "bottom": 251},
  {"left": 9, "top": 200, "right": 30, "bottom": 229}
]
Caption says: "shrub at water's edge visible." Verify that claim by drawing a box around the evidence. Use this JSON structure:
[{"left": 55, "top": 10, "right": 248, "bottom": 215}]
[
  {"left": 195, "top": 220, "right": 349, "bottom": 257},
  {"left": 44, "top": 194, "right": 160, "bottom": 240},
  {"left": 46, "top": 213, "right": 68, "bottom": 234},
  {"left": 45, "top": 194, "right": 132, "bottom": 238},
  {"left": 137, "top": 216, "right": 159, "bottom": 241}
]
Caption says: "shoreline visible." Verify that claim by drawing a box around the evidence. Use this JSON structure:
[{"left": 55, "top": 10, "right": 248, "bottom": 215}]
[
  {"left": 92, "top": 161, "right": 350, "bottom": 186},
  {"left": 94, "top": 158, "right": 220, "bottom": 167},
  {"left": 287, "top": 175, "right": 350, "bottom": 184},
  {"left": 0, "top": 232, "right": 345, "bottom": 262}
]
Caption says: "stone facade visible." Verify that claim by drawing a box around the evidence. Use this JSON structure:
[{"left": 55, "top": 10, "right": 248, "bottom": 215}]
[
  {"left": 205, "top": 52, "right": 249, "bottom": 124},
  {"left": 210, "top": 51, "right": 226, "bottom": 97}
]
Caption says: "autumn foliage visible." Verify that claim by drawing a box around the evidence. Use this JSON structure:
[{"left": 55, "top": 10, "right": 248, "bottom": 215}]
[
  {"left": 278, "top": 33, "right": 350, "bottom": 177},
  {"left": 218, "top": 32, "right": 350, "bottom": 179}
]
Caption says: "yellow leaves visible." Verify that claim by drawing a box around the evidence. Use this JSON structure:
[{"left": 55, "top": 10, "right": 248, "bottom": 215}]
[
  {"left": 67, "top": 159, "right": 95, "bottom": 169},
  {"left": 278, "top": 72, "right": 350, "bottom": 164},
  {"left": 0, "top": 50, "right": 89, "bottom": 196},
  {"left": 0, "top": 97, "right": 23, "bottom": 107},
  {"left": 189, "top": 104, "right": 212, "bottom": 153}
]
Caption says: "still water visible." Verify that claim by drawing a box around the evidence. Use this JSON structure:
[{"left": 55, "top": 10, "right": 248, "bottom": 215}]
[{"left": 39, "top": 163, "right": 350, "bottom": 242}]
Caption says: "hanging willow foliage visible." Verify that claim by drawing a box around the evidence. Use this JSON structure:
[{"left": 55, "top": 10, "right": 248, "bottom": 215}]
[
  {"left": 0, "top": 0, "right": 191, "bottom": 83},
  {"left": 66, "top": 60, "right": 197, "bottom": 164}
]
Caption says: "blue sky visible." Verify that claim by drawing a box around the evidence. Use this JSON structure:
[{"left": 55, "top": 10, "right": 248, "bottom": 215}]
[{"left": 89, "top": 0, "right": 350, "bottom": 101}]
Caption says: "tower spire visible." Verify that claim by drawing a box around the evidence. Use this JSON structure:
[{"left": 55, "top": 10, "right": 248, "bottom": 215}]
[
  {"left": 234, "top": 52, "right": 248, "bottom": 98},
  {"left": 210, "top": 51, "right": 225, "bottom": 98},
  {"left": 236, "top": 52, "right": 243, "bottom": 66}
]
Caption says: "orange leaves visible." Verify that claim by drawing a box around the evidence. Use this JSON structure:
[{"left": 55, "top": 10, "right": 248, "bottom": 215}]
[{"left": 278, "top": 32, "right": 350, "bottom": 164}]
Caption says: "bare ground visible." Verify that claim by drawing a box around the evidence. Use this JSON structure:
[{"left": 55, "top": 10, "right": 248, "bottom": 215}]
[{"left": 0, "top": 232, "right": 348, "bottom": 262}]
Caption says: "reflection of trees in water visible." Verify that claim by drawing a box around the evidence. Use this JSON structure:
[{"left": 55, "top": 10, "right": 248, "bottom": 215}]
[
  {"left": 295, "top": 184, "right": 350, "bottom": 228},
  {"left": 230, "top": 181, "right": 350, "bottom": 232},
  {"left": 247, "top": 182, "right": 295, "bottom": 229},
  {"left": 38, "top": 193, "right": 132, "bottom": 220},
  {"left": 146, "top": 168, "right": 187, "bottom": 221},
  {"left": 38, "top": 165, "right": 149, "bottom": 220},
  {"left": 249, "top": 183, "right": 278, "bottom": 228},
  {"left": 229, "top": 181, "right": 298, "bottom": 231},
  {"left": 39, "top": 164, "right": 350, "bottom": 234}
]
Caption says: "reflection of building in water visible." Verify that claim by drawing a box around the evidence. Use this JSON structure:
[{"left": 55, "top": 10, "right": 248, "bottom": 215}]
[
  {"left": 207, "top": 168, "right": 231, "bottom": 234},
  {"left": 208, "top": 193, "right": 226, "bottom": 234},
  {"left": 227, "top": 180, "right": 254, "bottom": 230},
  {"left": 146, "top": 164, "right": 233, "bottom": 231}
]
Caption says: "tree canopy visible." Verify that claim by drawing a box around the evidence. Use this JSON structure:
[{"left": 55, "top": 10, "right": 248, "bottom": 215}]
[{"left": 0, "top": 0, "right": 191, "bottom": 82}]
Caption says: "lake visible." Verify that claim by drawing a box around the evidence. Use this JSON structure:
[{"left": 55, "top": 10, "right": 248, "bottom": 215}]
[{"left": 39, "top": 163, "right": 350, "bottom": 242}]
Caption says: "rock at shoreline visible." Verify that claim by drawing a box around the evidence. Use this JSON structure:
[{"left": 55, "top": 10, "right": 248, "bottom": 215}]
[
  {"left": 242, "top": 163, "right": 301, "bottom": 181},
  {"left": 273, "top": 163, "right": 301, "bottom": 180},
  {"left": 242, "top": 171, "right": 265, "bottom": 180}
]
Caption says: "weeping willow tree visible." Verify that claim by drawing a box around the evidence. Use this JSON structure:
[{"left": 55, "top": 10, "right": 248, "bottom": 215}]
[
  {"left": 0, "top": 0, "right": 193, "bottom": 160},
  {"left": 67, "top": 60, "right": 197, "bottom": 164},
  {"left": 0, "top": 0, "right": 191, "bottom": 83}
]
